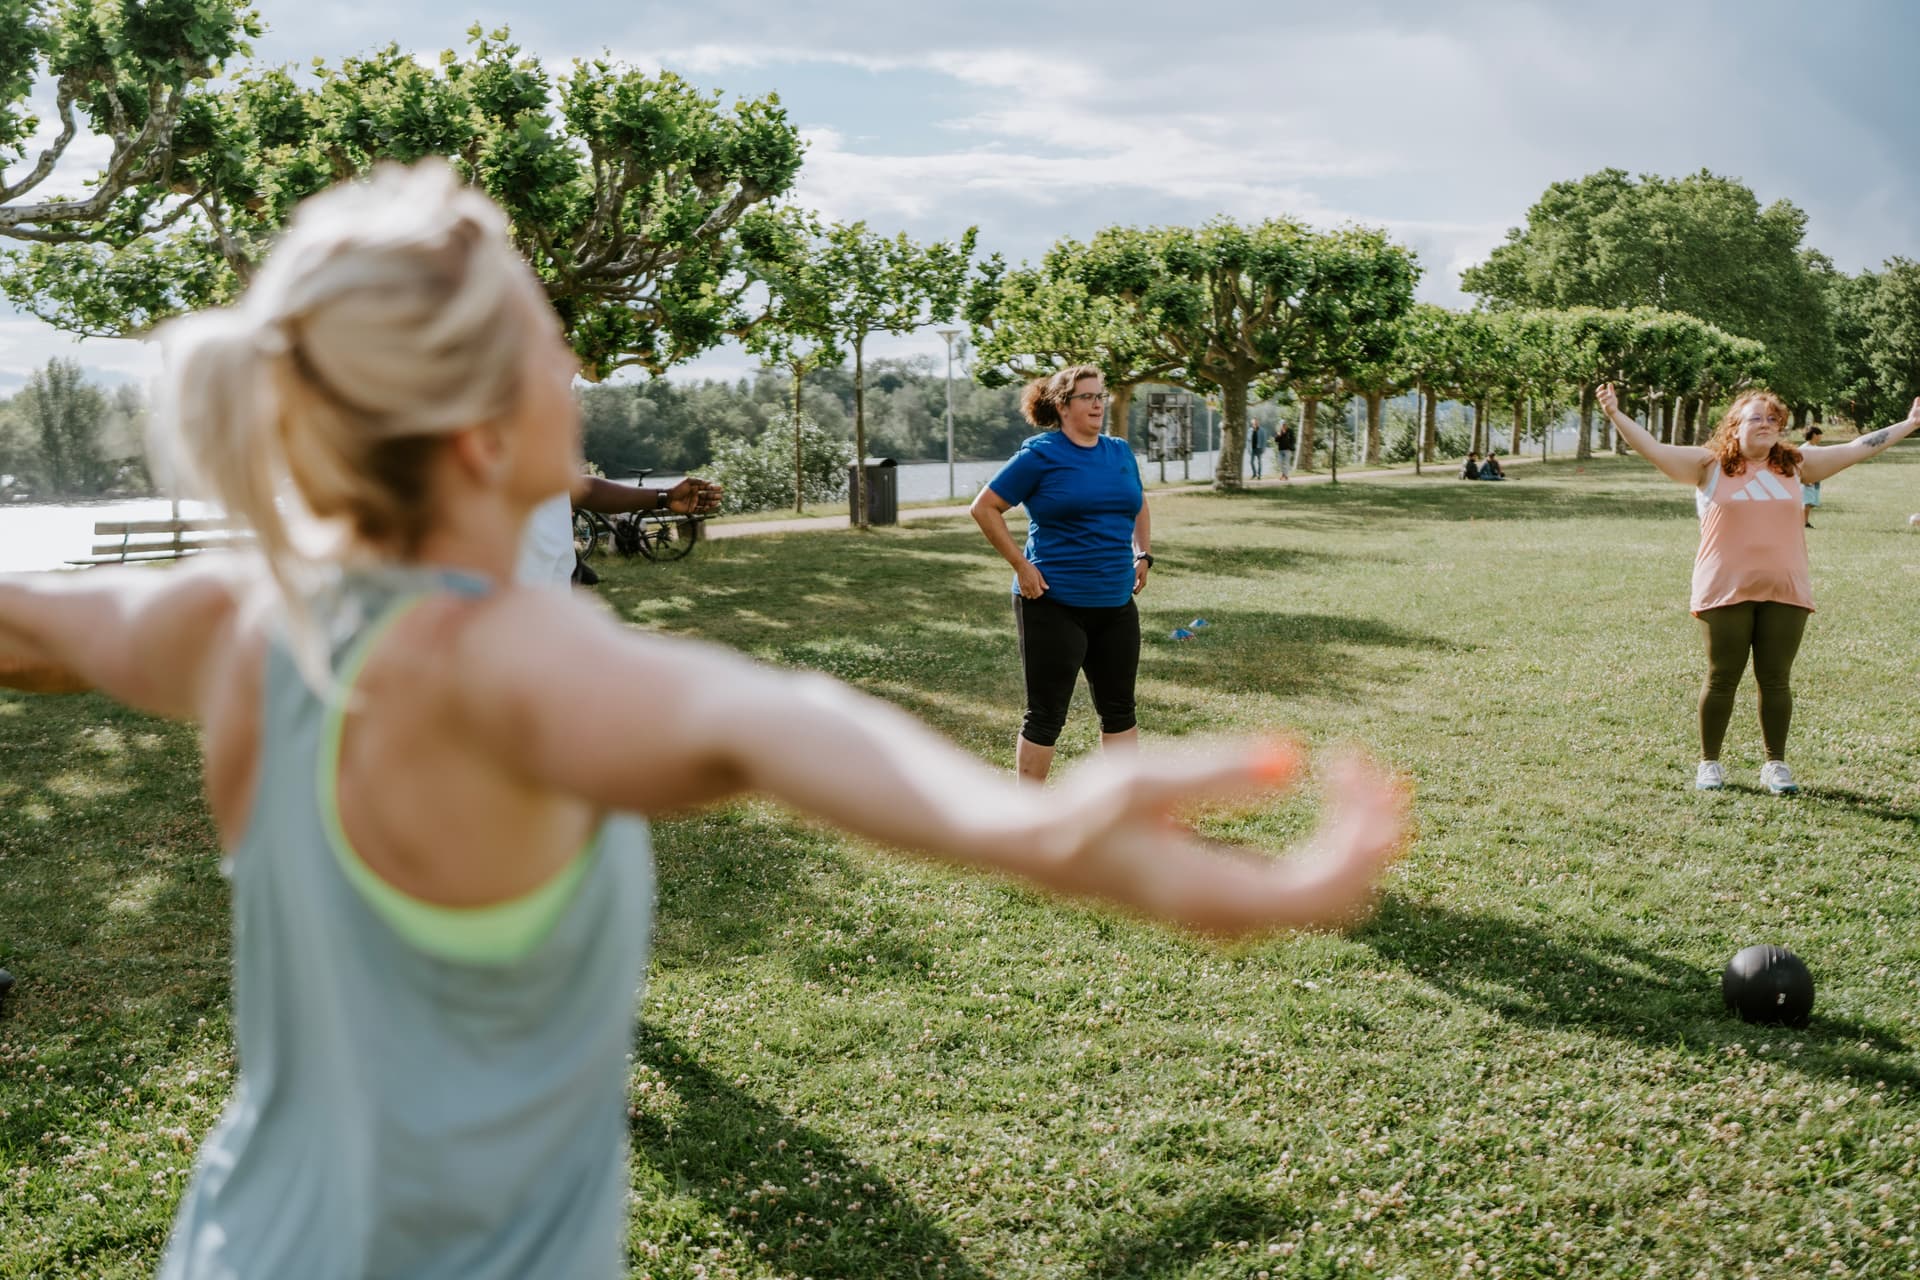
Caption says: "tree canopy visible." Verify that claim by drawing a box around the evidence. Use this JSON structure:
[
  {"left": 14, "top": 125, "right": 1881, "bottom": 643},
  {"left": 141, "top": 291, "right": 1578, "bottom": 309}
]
[
  {"left": 1462, "top": 169, "right": 1833, "bottom": 410},
  {"left": 1062, "top": 218, "right": 1418, "bottom": 489},
  {"left": 3, "top": 25, "right": 804, "bottom": 379},
  {"left": 0, "top": 0, "right": 259, "bottom": 241}
]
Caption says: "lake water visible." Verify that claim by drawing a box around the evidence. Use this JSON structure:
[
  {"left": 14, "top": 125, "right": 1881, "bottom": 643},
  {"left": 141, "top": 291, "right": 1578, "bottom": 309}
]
[{"left": 0, "top": 451, "right": 1237, "bottom": 573}]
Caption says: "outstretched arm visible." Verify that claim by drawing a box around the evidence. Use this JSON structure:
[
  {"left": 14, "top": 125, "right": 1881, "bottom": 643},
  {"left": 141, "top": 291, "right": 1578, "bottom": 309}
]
[
  {"left": 0, "top": 559, "right": 241, "bottom": 715},
  {"left": 1798, "top": 399, "right": 1920, "bottom": 484},
  {"left": 459, "top": 593, "right": 1409, "bottom": 938},
  {"left": 1597, "top": 385, "right": 1712, "bottom": 487},
  {"left": 571, "top": 474, "right": 723, "bottom": 516}
]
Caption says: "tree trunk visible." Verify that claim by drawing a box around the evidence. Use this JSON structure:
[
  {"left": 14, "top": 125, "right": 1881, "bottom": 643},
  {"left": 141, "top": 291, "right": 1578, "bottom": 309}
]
[
  {"left": 852, "top": 337, "right": 868, "bottom": 529},
  {"left": 1658, "top": 396, "right": 1674, "bottom": 445},
  {"left": 1510, "top": 401, "right": 1524, "bottom": 456},
  {"left": 1109, "top": 383, "right": 1133, "bottom": 442},
  {"left": 1578, "top": 384, "right": 1595, "bottom": 459},
  {"left": 1363, "top": 390, "right": 1383, "bottom": 464},
  {"left": 1678, "top": 396, "right": 1700, "bottom": 447},
  {"left": 1792, "top": 404, "right": 1808, "bottom": 430},
  {"left": 1422, "top": 386, "right": 1438, "bottom": 463},
  {"left": 792, "top": 361, "right": 806, "bottom": 513},
  {"left": 1214, "top": 378, "right": 1249, "bottom": 490},
  {"left": 1297, "top": 396, "right": 1319, "bottom": 471},
  {"left": 1474, "top": 398, "right": 1489, "bottom": 455}
]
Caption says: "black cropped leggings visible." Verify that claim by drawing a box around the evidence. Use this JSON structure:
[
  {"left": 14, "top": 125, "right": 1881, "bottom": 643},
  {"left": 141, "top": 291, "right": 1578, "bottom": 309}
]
[
  {"left": 1698, "top": 600, "right": 1810, "bottom": 762},
  {"left": 1013, "top": 595, "right": 1140, "bottom": 748}
]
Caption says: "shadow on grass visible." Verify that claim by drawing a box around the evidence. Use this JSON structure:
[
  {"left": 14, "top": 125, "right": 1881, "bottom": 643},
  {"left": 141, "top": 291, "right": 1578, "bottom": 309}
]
[
  {"left": 1081, "top": 1188, "right": 1312, "bottom": 1279},
  {"left": 1229, "top": 465, "right": 1697, "bottom": 530},
  {"left": 1792, "top": 784, "right": 1920, "bottom": 829},
  {"left": 649, "top": 807, "right": 946, "bottom": 984},
  {"left": 0, "top": 692, "right": 230, "bottom": 1153},
  {"left": 1361, "top": 898, "right": 1917, "bottom": 1090},
  {"left": 629, "top": 1027, "right": 983, "bottom": 1280}
]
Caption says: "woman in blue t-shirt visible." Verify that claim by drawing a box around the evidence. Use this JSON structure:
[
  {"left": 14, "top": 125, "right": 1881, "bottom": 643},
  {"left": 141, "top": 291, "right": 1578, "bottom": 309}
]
[{"left": 971, "top": 365, "right": 1151, "bottom": 783}]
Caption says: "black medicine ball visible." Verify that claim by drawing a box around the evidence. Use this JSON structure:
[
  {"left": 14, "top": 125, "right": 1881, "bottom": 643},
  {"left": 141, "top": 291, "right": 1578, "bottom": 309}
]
[{"left": 1721, "top": 944, "right": 1814, "bottom": 1027}]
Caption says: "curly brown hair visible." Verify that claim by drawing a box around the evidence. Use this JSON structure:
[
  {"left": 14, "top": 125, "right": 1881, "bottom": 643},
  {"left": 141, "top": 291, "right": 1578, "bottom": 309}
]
[
  {"left": 1707, "top": 390, "right": 1800, "bottom": 478},
  {"left": 1020, "top": 364, "right": 1103, "bottom": 429}
]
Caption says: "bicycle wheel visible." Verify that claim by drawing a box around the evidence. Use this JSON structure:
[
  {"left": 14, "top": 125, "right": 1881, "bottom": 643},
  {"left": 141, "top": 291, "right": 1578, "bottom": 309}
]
[
  {"left": 572, "top": 508, "right": 610, "bottom": 559},
  {"left": 636, "top": 514, "right": 701, "bottom": 562},
  {"left": 611, "top": 514, "right": 644, "bottom": 558}
]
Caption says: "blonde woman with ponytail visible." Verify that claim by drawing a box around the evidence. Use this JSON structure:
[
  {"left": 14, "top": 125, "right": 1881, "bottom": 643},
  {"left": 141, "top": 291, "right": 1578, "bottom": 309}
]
[{"left": 0, "top": 162, "right": 1408, "bottom": 1278}]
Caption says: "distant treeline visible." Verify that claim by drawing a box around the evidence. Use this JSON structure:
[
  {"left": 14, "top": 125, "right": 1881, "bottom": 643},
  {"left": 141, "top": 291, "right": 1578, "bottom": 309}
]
[{"left": 0, "top": 360, "right": 149, "bottom": 499}]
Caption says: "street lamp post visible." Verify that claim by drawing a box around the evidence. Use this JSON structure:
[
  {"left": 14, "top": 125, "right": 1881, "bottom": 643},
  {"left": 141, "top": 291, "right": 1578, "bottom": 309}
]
[{"left": 938, "top": 329, "right": 962, "bottom": 499}]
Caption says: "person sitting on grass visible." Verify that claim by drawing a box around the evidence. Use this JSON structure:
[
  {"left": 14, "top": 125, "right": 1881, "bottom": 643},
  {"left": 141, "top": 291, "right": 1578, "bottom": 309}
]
[
  {"left": 1460, "top": 452, "right": 1482, "bottom": 480},
  {"left": 0, "top": 161, "right": 1410, "bottom": 1280},
  {"left": 1479, "top": 452, "right": 1507, "bottom": 481}
]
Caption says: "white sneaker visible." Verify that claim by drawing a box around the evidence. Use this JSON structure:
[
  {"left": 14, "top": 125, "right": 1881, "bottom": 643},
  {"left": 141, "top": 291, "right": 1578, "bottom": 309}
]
[
  {"left": 1695, "top": 761, "right": 1726, "bottom": 790},
  {"left": 1760, "top": 760, "right": 1798, "bottom": 795}
]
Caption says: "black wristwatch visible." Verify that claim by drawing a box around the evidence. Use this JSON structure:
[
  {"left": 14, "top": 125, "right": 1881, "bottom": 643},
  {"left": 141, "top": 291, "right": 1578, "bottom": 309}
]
[{"left": 1134, "top": 553, "right": 1154, "bottom": 568}]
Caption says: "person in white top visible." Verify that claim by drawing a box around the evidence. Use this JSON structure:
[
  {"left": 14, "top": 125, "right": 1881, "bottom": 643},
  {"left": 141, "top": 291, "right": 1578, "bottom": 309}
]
[{"left": 517, "top": 474, "right": 721, "bottom": 589}]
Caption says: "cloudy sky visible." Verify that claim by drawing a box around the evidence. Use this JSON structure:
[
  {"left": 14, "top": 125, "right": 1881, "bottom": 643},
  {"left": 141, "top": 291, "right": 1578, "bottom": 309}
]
[{"left": 2, "top": 0, "right": 1915, "bottom": 389}]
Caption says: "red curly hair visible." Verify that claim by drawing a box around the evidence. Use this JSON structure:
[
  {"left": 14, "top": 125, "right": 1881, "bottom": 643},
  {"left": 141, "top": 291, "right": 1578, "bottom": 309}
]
[{"left": 1708, "top": 390, "right": 1800, "bottom": 478}]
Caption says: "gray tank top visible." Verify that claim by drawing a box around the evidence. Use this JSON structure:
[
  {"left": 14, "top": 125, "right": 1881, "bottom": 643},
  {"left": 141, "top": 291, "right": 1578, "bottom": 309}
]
[{"left": 160, "top": 569, "right": 654, "bottom": 1279}]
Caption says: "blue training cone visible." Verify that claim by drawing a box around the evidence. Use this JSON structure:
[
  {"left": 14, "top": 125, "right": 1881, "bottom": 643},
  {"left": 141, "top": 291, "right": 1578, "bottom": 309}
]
[
  {"left": 1169, "top": 627, "right": 1195, "bottom": 641},
  {"left": 1189, "top": 618, "right": 1210, "bottom": 629}
]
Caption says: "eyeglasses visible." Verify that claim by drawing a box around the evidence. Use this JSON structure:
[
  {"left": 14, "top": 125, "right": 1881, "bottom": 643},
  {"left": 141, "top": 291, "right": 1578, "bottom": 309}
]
[{"left": 1066, "top": 392, "right": 1112, "bottom": 405}]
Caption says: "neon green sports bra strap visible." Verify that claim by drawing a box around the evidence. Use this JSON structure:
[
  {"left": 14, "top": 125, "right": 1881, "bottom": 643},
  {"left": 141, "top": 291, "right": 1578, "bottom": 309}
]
[{"left": 317, "top": 593, "right": 596, "bottom": 966}]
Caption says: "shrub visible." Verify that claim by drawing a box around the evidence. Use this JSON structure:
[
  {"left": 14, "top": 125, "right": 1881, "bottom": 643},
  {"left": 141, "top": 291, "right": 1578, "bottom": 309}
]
[{"left": 706, "top": 413, "right": 853, "bottom": 514}]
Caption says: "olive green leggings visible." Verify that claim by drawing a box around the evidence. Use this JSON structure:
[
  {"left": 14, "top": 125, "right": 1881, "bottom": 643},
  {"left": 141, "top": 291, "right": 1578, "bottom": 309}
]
[{"left": 1698, "top": 601, "right": 1810, "bottom": 762}]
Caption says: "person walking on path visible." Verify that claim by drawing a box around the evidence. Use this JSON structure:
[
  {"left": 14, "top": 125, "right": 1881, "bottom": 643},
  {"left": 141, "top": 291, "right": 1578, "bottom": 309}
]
[
  {"left": 971, "top": 365, "right": 1152, "bottom": 785},
  {"left": 0, "top": 164, "right": 1409, "bottom": 1280},
  {"left": 1248, "top": 419, "right": 1266, "bottom": 479},
  {"left": 1598, "top": 383, "right": 1920, "bottom": 794},
  {"left": 1274, "top": 420, "right": 1297, "bottom": 480}
]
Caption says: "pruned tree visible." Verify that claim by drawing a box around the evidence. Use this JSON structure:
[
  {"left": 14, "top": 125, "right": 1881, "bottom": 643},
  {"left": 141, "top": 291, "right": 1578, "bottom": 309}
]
[
  {"left": 966, "top": 245, "right": 1178, "bottom": 443},
  {"left": 4, "top": 25, "right": 804, "bottom": 380},
  {"left": 0, "top": 1, "right": 259, "bottom": 244},
  {"left": 1071, "top": 218, "right": 1418, "bottom": 490},
  {"left": 747, "top": 215, "right": 974, "bottom": 527},
  {"left": 739, "top": 205, "right": 844, "bottom": 511}
]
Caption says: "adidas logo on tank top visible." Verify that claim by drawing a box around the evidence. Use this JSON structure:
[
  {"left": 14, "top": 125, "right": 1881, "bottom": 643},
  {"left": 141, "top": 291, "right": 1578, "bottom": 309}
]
[{"left": 1726, "top": 470, "right": 1795, "bottom": 502}]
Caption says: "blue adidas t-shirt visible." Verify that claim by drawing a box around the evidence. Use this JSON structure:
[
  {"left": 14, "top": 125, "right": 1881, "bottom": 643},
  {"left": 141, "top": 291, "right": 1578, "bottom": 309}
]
[{"left": 986, "top": 431, "right": 1144, "bottom": 607}]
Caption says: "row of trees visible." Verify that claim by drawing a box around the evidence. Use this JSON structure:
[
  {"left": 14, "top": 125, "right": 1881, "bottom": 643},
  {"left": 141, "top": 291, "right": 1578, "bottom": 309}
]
[{"left": 2, "top": 5, "right": 1916, "bottom": 509}]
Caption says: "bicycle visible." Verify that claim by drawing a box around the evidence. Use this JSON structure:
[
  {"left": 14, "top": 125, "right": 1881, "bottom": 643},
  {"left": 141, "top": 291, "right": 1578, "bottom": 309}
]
[{"left": 572, "top": 473, "right": 704, "bottom": 564}]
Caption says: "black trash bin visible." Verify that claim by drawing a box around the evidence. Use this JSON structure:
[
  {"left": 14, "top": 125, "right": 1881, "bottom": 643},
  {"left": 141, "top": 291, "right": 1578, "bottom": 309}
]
[{"left": 848, "top": 456, "right": 899, "bottom": 526}]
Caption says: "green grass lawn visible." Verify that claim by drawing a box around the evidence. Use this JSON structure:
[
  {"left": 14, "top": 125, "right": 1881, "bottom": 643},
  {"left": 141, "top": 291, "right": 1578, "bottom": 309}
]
[{"left": 4, "top": 453, "right": 1919, "bottom": 1278}]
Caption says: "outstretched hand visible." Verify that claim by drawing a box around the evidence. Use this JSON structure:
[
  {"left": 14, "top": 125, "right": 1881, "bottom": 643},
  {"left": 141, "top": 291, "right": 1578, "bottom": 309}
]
[
  {"left": 665, "top": 476, "right": 723, "bottom": 515},
  {"left": 1038, "top": 743, "right": 1411, "bottom": 938},
  {"left": 1907, "top": 397, "right": 1920, "bottom": 430},
  {"left": 1597, "top": 384, "right": 1620, "bottom": 416}
]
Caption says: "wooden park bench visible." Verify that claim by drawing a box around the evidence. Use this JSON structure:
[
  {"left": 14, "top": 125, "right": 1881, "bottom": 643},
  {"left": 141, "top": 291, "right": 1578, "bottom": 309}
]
[{"left": 69, "top": 516, "right": 251, "bottom": 567}]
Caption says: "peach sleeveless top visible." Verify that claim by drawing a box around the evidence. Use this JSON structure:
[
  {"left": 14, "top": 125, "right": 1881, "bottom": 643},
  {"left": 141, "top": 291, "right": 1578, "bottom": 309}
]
[{"left": 1690, "top": 463, "right": 1814, "bottom": 616}]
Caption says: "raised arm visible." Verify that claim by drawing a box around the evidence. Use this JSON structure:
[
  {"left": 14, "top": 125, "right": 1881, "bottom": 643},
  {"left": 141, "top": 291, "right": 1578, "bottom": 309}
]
[
  {"left": 1597, "top": 385, "right": 1713, "bottom": 487},
  {"left": 460, "top": 593, "right": 1408, "bottom": 938},
  {"left": 1798, "top": 398, "right": 1920, "bottom": 484},
  {"left": 0, "top": 559, "right": 243, "bottom": 716}
]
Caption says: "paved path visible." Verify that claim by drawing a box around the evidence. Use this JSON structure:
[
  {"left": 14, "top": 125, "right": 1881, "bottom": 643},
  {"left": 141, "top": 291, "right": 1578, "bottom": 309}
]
[{"left": 704, "top": 455, "right": 1546, "bottom": 542}]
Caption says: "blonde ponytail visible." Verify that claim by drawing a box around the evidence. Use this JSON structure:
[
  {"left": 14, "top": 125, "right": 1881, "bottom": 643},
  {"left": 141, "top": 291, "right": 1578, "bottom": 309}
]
[{"left": 150, "top": 160, "right": 540, "bottom": 689}]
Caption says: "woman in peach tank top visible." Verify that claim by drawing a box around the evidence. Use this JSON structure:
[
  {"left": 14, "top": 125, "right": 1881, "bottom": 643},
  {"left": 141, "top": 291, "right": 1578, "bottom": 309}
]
[{"left": 1598, "top": 385, "right": 1920, "bottom": 795}]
